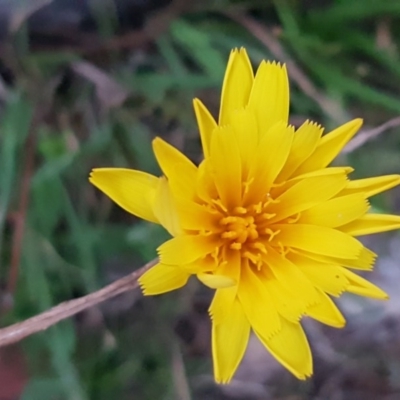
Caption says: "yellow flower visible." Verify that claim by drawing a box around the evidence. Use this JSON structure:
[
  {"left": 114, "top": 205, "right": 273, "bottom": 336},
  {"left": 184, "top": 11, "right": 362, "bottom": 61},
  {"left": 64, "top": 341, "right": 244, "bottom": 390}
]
[{"left": 90, "top": 48, "right": 400, "bottom": 383}]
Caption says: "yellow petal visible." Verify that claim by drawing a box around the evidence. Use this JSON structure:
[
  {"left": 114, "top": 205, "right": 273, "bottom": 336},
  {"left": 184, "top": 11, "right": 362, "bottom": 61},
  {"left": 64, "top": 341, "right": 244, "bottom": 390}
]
[
  {"left": 152, "top": 177, "right": 182, "bottom": 236},
  {"left": 291, "top": 166, "right": 353, "bottom": 181},
  {"left": 262, "top": 246, "right": 318, "bottom": 306},
  {"left": 342, "top": 246, "right": 377, "bottom": 270},
  {"left": 209, "top": 251, "right": 241, "bottom": 324},
  {"left": 139, "top": 263, "right": 190, "bottom": 295},
  {"left": 219, "top": 48, "right": 254, "bottom": 125},
  {"left": 343, "top": 174, "right": 400, "bottom": 197},
  {"left": 287, "top": 252, "right": 349, "bottom": 296},
  {"left": 256, "top": 318, "right": 313, "bottom": 379},
  {"left": 305, "top": 290, "right": 346, "bottom": 328},
  {"left": 299, "top": 193, "right": 369, "bottom": 228},
  {"left": 89, "top": 168, "right": 159, "bottom": 223},
  {"left": 152, "top": 137, "right": 196, "bottom": 178},
  {"left": 272, "top": 166, "right": 351, "bottom": 199},
  {"left": 238, "top": 261, "right": 281, "bottom": 339},
  {"left": 174, "top": 198, "right": 218, "bottom": 231},
  {"left": 296, "top": 246, "right": 376, "bottom": 271},
  {"left": 230, "top": 108, "right": 259, "bottom": 178},
  {"left": 197, "top": 273, "right": 236, "bottom": 289},
  {"left": 268, "top": 173, "right": 348, "bottom": 224},
  {"left": 246, "top": 122, "right": 294, "bottom": 203},
  {"left": 158, "top": 234, "right": 221, "bottom": 265},
  {"left": 340, "top": 214, "right": 400, "bottom": 236},
  {"left": 181, "top": 256, "right": 215, "bottom": 273},
  {"left": 209, "top": 287, "right": 237, "bottom": 324},
  {"left": 212, "top": 299, "right": 251, "bottom": 384},
  {"left": 294, "top": 119, "right": 362, "bottom": 176},
  {"left": 263, "top": 271, "right": 306, "bottom": 322},
  {"left": 214, "top": 251, "right": 242, "bottom": 283},
  {"left": 341, "top": 268, "right": 388, "bottom": 299},
  {"left": 193, "top": 98, "right": 217, "bottom": 159},
  {"left": 275, "top": 224, "right": 363, "bottom": 259},
  {"left": 196, "top": 160, "right": 219, "bottom": 203},
  {"left": 209, "top": 125, "right": 242, "bottom": 208},
  {"left": 302, "top": 265, "right": 349, "bottom": 297},
  {"left": 277, "top": 120, "right": 323, "bottom": 182},
  {"left": 247, "top": 61, "right": 289, "bottom": 131},
  {"left": 152, "top": 137, "right": 197, "bottom": 198},
  {"left": 180, "top": 255, "right": 217, "bottom": 274}
]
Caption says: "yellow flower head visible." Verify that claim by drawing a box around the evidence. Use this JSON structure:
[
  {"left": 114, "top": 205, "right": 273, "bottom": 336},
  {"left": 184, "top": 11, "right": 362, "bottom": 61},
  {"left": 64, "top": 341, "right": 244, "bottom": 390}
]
[{"left": 90, "top": 48, "right": 400, "bottom": 383}]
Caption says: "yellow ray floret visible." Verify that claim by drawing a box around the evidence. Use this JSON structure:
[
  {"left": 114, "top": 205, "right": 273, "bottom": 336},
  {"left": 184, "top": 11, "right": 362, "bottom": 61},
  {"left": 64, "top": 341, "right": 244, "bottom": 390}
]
[
  {"left": 219, "top": 48, "right": 254, "bottom": 126},
  {"left": 89, "top": 47, "right": 400, "bottom": 384},
  {"left": 89, "top": 168, "right": 159, "bottom": 223}
]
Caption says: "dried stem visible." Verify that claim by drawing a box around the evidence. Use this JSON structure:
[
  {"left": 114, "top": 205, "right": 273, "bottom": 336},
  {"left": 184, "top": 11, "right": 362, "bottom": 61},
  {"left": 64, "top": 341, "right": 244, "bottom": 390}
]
[
  {"left": 343, "top": 116, "right": 400, "bottom": 153},
  {"left": 0, "top": 258, "right": 157, "bottom": 347},
  {"left": 6, "top": 110, "right": 41, "bottom": 297}
]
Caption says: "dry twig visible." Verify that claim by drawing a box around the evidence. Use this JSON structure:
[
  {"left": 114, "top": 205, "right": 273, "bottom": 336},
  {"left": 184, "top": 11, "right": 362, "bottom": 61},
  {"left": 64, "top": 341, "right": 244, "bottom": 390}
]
[
  {"left": 71, "top": 61, "right": 129, "bottom": 110},
  {"left": 0, "top": 258, "right": 157, "bottom": 347},
  {"left": 6, "top": 108, "right": 43, "bottom": 297},
  {"left": 5, "top": 77, "right": 61, "bottom": 306},
  {"left": 10, "top": 0, "right": 54, "bottom": 33},
  {"left": 344, "top": 116, "right": 400, "bottom": 153}
]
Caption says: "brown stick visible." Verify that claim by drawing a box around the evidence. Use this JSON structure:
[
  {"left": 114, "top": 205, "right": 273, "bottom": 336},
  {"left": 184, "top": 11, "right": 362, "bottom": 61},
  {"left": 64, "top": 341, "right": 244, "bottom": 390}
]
[
  {"left": 7, "top": 115, "right": 39, "bottom": 296},
  {"left": 0, "top": 259, "right": 157, "bottom": 347},
  {"left": 5, "top": 77, "right": 60, "bottom": 303},
  {"left": 343, "top": 116, "right": 400, "bottom": 153}
]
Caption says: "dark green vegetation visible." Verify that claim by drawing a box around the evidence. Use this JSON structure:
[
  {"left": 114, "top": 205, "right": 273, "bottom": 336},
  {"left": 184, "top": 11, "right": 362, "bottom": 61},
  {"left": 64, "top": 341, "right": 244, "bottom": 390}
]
[{"left": 1, "top": 0, "right": 400, "bottom": 399}]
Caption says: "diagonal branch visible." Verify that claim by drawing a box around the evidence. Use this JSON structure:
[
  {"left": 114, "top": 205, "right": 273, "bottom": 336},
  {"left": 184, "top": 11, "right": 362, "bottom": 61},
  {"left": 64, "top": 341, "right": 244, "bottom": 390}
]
[
  {"left": 343, "top": 116, "right": 400, "bottom": 153},
  {"left": 0, "top": 258, "right": 157, "bottom": 347},
  {"left": 6, "top": 105, "right": 45, "bottom": 299}
]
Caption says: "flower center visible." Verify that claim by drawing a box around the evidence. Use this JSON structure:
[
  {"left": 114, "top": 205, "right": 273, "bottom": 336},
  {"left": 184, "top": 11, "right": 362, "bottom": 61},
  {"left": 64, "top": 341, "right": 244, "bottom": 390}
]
[{"left": 218, "top": 202, "right": 280, "bottom": 268}]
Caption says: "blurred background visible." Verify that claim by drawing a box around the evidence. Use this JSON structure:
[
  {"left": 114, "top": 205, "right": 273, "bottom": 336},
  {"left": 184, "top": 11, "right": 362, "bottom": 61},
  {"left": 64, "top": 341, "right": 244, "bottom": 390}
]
[{"left": 0, "top": 0, "right": 400, "bottom": 399}]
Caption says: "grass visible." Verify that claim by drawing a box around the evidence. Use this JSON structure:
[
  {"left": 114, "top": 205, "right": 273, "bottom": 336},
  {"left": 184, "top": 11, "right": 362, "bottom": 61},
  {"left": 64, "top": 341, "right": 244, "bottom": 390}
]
[{"left": 1, "top": 0, "right": 400, "bottom": 399}]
